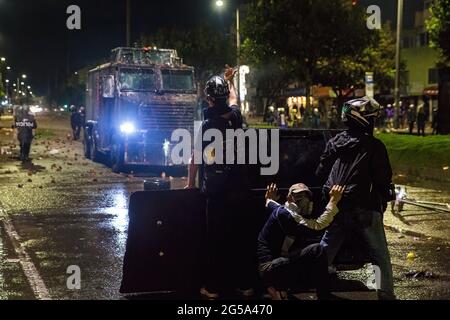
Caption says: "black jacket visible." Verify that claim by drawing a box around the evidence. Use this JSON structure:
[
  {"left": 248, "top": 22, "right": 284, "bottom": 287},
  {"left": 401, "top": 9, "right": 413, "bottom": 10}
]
[
  {"left": 14, "top": 112, "right": 37, "bottom": 143},
  {"left": 200, "top": 104, "right": 246, "bottom": 195},
  {"left": 316, "top": 129, "right": 392, "bottom": 213},
  {"left": 257, "top": 201, "right": 320, "bottom": 263}
]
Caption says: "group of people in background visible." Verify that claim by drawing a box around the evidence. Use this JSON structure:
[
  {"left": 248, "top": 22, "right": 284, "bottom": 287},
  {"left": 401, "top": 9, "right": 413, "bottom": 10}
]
[
  {"left": 376, "top": 98, "right": 438, "bottom": 136},
  {"left": 265, "top": 96, "right": 439, "bottom": 136},
  {"left": 266, "top": 104, "right": 341, "bottom": 130}
]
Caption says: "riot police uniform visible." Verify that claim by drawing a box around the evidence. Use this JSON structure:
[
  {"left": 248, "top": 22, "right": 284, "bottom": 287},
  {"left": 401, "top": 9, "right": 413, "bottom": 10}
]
[
  {"left": 14, "top": 107, "right": 37, "bottom": 162},
  {"left": 70, "top": 106, "right": 82, "bottom": 140},
  {"left": 199, "top": 76, "right": 254, "bottom": 296}
]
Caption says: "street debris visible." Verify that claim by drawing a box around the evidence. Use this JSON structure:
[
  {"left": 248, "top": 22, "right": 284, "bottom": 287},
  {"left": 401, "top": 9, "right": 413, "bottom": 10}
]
[
  {"left": 49, "top": 149, "right": 60, "bottom": 155},
  {"left": 407, "top": 252, "right": 417, "bottom": 260},
  {"left": 405, "top": 270, "right": 436, "bottom": 280},
  {"left": 1, "top": 147, "right": 12, "bottom": 155}
]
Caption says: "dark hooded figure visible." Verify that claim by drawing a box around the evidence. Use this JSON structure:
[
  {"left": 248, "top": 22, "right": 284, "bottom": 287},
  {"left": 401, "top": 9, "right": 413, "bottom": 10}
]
[
  {"left": 13, "top": 106, "right": 37, "bottom": 162},
  {"left": 316, "top": 97, "right": 395, "bottom": 300}
]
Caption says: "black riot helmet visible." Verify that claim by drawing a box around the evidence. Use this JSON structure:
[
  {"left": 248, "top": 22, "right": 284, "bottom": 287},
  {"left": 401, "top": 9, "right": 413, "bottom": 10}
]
[
  {"left": 342, "top": 97, "right": 381, "bottom": 130},
  {"left": 204, "top": 76, "right": 230, "bottom": 100}
]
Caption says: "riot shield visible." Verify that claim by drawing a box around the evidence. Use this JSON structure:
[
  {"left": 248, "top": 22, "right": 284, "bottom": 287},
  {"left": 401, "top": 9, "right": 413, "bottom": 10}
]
[{"left": 120, "top": 189, "right": 206, "bottom": 295}]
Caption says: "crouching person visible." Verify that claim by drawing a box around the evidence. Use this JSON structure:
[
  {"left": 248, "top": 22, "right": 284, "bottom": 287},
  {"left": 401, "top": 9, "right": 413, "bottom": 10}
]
[{"left": 257, "top": 183, "right": 345, "bottom": 300}]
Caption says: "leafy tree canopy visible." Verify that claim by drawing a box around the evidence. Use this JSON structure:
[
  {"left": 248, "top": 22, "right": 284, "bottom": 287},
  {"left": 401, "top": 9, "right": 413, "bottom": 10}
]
[
  {"left": 426, "top": 0, "right": 450, "bottom": 64},
  {"left": 140, "top": 23, "right": 236, "bottom": 86}
]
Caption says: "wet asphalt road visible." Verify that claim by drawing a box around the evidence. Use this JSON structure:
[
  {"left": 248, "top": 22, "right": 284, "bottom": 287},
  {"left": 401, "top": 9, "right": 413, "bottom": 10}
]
[{"left": 0, "top": 113, "right": 449, "bottom": 300}]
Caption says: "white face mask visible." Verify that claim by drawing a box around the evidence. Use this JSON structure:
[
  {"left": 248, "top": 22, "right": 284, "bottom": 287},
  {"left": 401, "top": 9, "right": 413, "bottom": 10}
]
[{"left": 286, "top": 196, "right": 314, "bottom": 216}]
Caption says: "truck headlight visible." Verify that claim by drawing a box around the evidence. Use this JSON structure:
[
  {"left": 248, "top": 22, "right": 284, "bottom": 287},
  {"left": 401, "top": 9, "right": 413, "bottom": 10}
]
[{"left": 120, "top": 122, "right": 136, "bottom": 134}]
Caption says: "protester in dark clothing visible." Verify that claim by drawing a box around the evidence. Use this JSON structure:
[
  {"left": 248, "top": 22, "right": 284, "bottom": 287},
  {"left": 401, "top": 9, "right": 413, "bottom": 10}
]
[
  {"left": 258, "top": 183, "right": 345, "bottom": 300},
  {"left": 13, "top": 106, "right": 37, "bottom": 162},
  {"left": 432, "top": 107, "right": 439, "bottom": 135},
  {"left": 377, "top": 106, "right": 386, "bottom": 129},
  {"left": 417, "top": 106, "right": 426, "bottom": 137},
  {"left": 316, "top": 97, "right": 395, "bottom": 300},
  {"left": 186, "top": 66, "right": 254, "bottom": 299},
  {"left": 407, "top": 105, "right": 416, "bottom": 135},
  {"left": 328, "top": 106, "right": 339, "bottom": 129},
  {"left": 312, "top": 108, "right": 321, "bottom": 129},
  {"left": 299, "top": 105, "right": 306, "bottom": 118}
]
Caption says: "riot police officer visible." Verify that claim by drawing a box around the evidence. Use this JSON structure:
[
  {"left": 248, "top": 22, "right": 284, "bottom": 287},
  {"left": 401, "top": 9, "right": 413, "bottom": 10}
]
[
  {"left": 186, "top": 67, "right": 254, "bottom": 299},
  {"left": 70, "top": 105, "right": 82, "bottom": 140},
  {"left": 13, "top": 105, "right": 37, "bottom": 162}
]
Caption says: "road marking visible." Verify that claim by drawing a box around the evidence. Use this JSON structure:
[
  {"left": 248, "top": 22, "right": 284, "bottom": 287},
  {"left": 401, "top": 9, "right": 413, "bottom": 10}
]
[{"left": 0, "top": 210, "right": 51, "bottom": 300}]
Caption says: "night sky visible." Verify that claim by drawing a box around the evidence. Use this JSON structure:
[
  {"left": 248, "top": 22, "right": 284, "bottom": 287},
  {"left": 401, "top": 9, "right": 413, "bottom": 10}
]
[{"left": 0, "top": 0, "right": 422, "bottom": 96}]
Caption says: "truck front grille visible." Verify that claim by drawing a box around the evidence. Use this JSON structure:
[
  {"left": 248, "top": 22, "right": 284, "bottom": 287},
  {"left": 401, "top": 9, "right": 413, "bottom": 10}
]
[{"left": 139, "top": 104, "right": 195, "bottom": 133}]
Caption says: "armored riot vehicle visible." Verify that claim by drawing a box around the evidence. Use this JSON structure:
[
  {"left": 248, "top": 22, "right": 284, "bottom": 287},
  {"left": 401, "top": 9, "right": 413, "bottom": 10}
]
[{"left": 85, "top": 47, "right": 197, "bottom": 172}]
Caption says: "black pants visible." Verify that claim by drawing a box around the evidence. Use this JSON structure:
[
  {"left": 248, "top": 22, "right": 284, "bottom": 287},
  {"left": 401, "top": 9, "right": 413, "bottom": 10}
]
[
  {"left": 418, "top": 122, "right": 425, "bottom": 136},
  {"left": 259, "top": 243, "right": 330, "bottom": 298},
  {"left": 20, "top": 142, "right": 31, "bottom": 161},
  {"left": 204, "top": 193, "right": 256, "bottom": 293},
  {"left": 72, "top": 124, "right": 81, "bottom": 140},
  {"left": 409, "top": 122, "right": 414, "bottom": 135}
]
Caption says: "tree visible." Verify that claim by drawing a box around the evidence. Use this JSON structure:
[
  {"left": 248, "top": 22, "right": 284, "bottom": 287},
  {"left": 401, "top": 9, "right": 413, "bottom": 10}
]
[
  {"left": 65, "top": 66, "right": 90, "bottom": 107},
  {"left": 315, "top": 22, "right": 400, "bottom": 104},
  {"left": 140, "top": 23, "right": 236, "bottom": 91},
  {"left": 426, "top": 0, "right": 450, "bottom": 64},
  {"left": 241, "top": 36, "right": 293, "bottom": 116},
  {"left": 242, "top": 0, "right": 371, "bottom": 111}
]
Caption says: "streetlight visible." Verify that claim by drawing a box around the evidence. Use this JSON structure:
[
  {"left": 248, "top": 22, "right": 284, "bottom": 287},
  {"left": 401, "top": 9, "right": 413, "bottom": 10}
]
[
  {"left": 126, "top": 0, "right": 131, "bottom": 47},
  {"left": 0, "top": 57, "right": 5, "bottom": 62},
  {"left": 394, "top": 0, "right": 404, "bottom": 117},
  {"left": 214, "top": 0, "right": 241, "bottom": 105},
  {"left": 22, "top": 74, "right": 27, "bottom": 79},
  {"left": 6, "top": 66, "right": 11, "bottom": 70}
]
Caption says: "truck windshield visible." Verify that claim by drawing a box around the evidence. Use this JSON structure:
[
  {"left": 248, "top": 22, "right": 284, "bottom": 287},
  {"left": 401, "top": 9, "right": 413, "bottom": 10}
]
[
  {"left": 119, "top": 69, "right": 156, "bottom": 91},
  {"left": 162, "top": 70, "right": 194, "bottom": 91}
]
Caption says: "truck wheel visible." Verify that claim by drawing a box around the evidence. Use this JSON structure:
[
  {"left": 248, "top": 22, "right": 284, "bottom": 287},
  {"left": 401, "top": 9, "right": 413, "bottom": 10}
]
[{"left": 111, "top": 144, "right": 125, "bottom": 173}]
